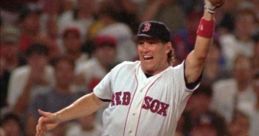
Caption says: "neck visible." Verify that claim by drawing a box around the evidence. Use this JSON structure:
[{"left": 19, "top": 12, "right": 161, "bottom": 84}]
[{"left": 143, "top": 63, "right": 170, "bottom": 76}]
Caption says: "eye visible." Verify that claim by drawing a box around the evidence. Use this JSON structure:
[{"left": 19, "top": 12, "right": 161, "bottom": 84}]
[
  {"left": 137, "top": 40, "right": 144, "bottom": 45},
  {"left": 148, "top": 41, "right": 156, "bottom": 44}
]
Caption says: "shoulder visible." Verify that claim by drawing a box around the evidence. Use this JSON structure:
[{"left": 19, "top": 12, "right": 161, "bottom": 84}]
[
  {"left": 108, "top": 61, "right": 139, "bottom": 77},
  {"left": 170, "top": 62, "right": 184, "bottom": 72},
  {"left": 112, "top": 61, "right": 139, "bottom": 71}
]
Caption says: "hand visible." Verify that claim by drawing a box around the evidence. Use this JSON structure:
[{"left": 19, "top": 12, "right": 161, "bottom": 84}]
[
  {"left": 204, "top": 0, "right": 225, "bottom": 13},
  {"left": 36, "top": 109, "right": 60, "bottom": 136}
]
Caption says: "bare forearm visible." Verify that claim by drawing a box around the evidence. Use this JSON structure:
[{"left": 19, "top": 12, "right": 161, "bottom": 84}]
[
  {"left": 185, "top": 11, "right": 215, "bottom": 83},
  {"left": 193, "top": 11, "right": 215, "bottom": 61},
  {"left": 54, "top": 93, "right": 104, "bottom": 123}
]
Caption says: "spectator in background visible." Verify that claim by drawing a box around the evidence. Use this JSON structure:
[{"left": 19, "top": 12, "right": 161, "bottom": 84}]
[
  {"left": 40, "top": 0, "right": 62, "bottom": 18},
  {"left": 228, "top": 111, "right": 250, "bottom": 136},
  {"left": 62, "top": 26, "right": 88, "bottom": 66},
  {"left": 61, "top": 0, "right": 76, "bottom": 13},
  {"left": 172, "top": 11, "right": 203, "bottom": 63},
  {"left": 18, "top": 5, "right": 42, "bottom": 54},
  {"left": 39, "top": 16, "right": 62, "bottom": 62},
  {"left": 182, "top": 85, "right": 227, "bottom": 136},
  {"left": 88, "top": 0, "right": 137, "bottom": 62},
  {"left": 37, "top": 0, "right": 63, "bottom": 63},
  {"left": 202, "top": 40, "right": 226, "bottom": 87},
  {"left": 141, "top": 0, "right": 186, "bottom": 32},
  {"left": 219, "top": 8, "right": 257, "bottom": 71},
  {"left": 75, "top": 35, "right": 117, "bottom": 124},
  {"left": 58, "top": 0, "right": 96, "bottom": 40},
  {"left": 177, "top": 0, "right": 203, "bottom": 14},
  {"left": 76, "top": 35, "right": 117, "bottom": 91},
  {"left": 113, "top": 0, "right": 140, "bottom": 34},
  {"left": 212, "top": 54, "right": 256, "bottom": 123},
  {"left": 250, "top": 0, "right": 259, "bottom": 21},
  {"left": 217, "top": 0, "right": 239, "bottom": 35},
  {"left": 189, "top": 113, "right": 222, "bottom": 136},
  {"left": 0, "top": 25, "right": 21, "bottom": 110},
  {"left": 66, "top": 112, "right": 102, "bottom": 136},
  {"left": 26, "top": 56, "right": 84, "bottom": 136},
  {"left": 7, "top": 44, "right": 54, "bottom": 114},
  {"left": 0, "top": 112, "right": 24, "bottom": 136}
]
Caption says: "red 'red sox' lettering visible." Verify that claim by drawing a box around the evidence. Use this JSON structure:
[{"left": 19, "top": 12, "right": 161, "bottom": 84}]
[
  {"left": 112, "top": 91, "right": 131, "bottom": 106},
  {"left": 112, "top": 92, "right": 169, "bottom": 116},
  {"left": 142, "top": 96, "right": 169, "bottom": 117}
]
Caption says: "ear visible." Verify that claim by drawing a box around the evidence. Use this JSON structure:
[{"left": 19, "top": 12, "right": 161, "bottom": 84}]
[{"left": 165, "top": 42, "right": 173, "bottom": 54}]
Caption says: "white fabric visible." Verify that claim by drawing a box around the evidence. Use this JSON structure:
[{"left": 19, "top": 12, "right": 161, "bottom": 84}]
[
  {"left": 211, "top": 79, "right": 256, "bottom": 123},
  {"left": 58, "top": 11, "right": 94, "bottom": 40},
  {"left": 76, "top": 58, "right": 106, "bottom": 86},
  {"left": 7, "top": 65, "right": 54, "bottom": 108},
  {"left": 74, "top": 54, "right": 89, "bottom": 68},
  {"left": 93, "top": 61, "right": 199, "bottom": 136},
  {"left": 219, "top": 34, "right": 254, "bottom": 70}
]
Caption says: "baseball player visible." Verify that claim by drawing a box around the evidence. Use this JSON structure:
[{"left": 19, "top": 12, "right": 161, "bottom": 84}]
[{"left": 36, "top": 0, "right": 224, "bottom": 135}]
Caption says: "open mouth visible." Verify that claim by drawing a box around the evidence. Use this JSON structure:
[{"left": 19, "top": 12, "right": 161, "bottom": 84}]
[{"left": 143, "top": 55, "right": 153, "bottom": 61}]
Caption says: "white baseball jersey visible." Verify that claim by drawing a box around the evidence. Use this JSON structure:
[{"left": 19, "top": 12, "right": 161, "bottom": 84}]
[{"left": 94, "top": 61, "right": 199, "bottom": 136}]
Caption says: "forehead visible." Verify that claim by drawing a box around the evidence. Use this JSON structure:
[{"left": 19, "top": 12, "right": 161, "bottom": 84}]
[{"left": 136, "top": 37, "right": 162, "bottom": 43}]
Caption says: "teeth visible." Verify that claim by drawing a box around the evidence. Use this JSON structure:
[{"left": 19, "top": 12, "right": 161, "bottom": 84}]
[{"left": 143, "top": 55, "right": 153, "bottom": 60}]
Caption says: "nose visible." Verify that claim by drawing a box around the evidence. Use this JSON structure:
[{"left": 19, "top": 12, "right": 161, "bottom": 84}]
[{"left": 139, "top": 41, "right": 150, "bottom": 51}]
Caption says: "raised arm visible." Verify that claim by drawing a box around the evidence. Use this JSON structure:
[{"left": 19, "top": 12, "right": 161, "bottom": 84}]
[
  {"left": 36, "top": 92, "right": 104, "bottom": 136},
  {"left": 185, "top": 0, "right": 224, "bottom": 83}
]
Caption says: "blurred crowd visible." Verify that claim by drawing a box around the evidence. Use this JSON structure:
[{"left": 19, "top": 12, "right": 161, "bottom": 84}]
[{"left": 0, "top": 0, "right": 258, "bottom": 136}]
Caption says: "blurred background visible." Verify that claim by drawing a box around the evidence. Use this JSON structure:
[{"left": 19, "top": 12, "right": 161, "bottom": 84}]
[{"left": 0, "top": 0, "right": 258, "bottom": 136}]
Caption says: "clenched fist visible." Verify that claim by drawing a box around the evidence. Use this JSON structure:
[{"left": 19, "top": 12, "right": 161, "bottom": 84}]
[
  {"left": 208, "top": 0, "right": 225, "bottom": 8},
  {"left": 204, "top": 0, "right": 225, "bottom": 13}
]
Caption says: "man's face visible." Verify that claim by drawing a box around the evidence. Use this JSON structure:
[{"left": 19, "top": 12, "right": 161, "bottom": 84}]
[
  {"left": 55, "top": 60, "right": 74, "bottom": 85},
  {"left": 137, "top": 38, "right": 171, "bottom": 75},
  {"left": 63, "top": 32, "right": 81, "bottom": 52},
  {"left": 28, "top": 54, "right": 48, "bottom": 71},
  {"left": 95, "top": 46, "right": 116, "bottom": 67},
  {"left": 233, "top": 57, "right": 252, "bottom": 82}
]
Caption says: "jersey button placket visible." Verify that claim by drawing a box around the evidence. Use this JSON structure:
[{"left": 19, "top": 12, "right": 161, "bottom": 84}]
[
  {"left": 140, "top": 89, "right": 143, "bottom": 93},
  {"left": 125, "top": 87, "right": 146, "bottom": 136}
]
